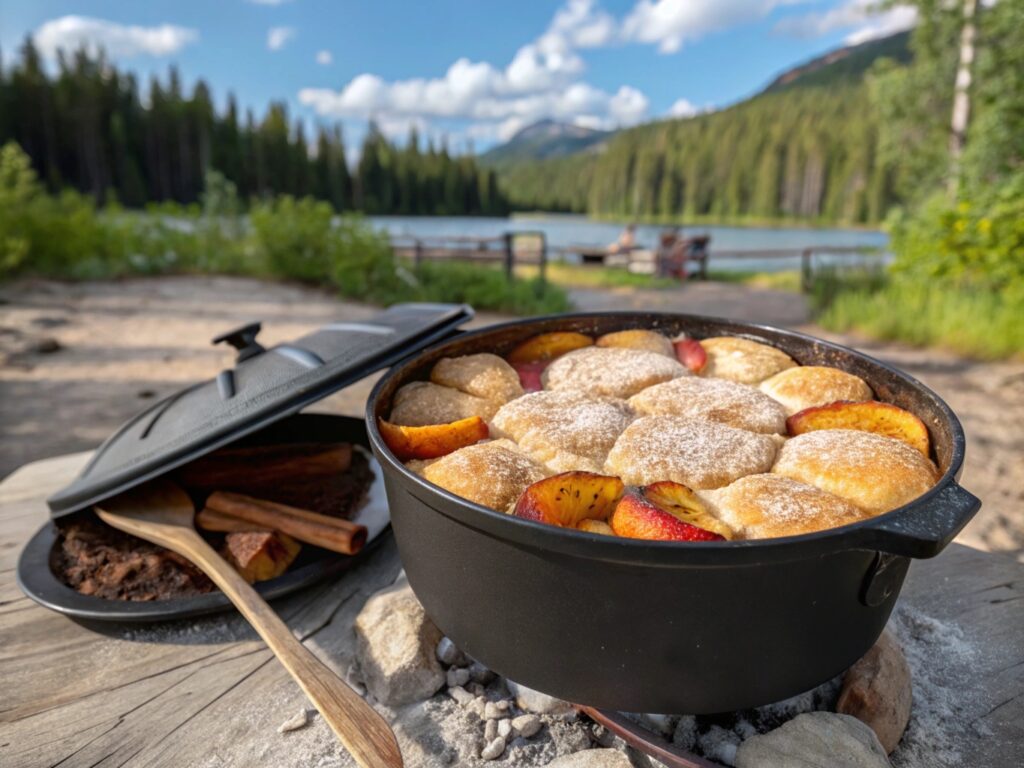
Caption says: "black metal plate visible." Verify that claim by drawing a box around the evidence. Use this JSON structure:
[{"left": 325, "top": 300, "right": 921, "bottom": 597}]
[{"left": 17, "top": 414, "right": 390, "bottom": 622}]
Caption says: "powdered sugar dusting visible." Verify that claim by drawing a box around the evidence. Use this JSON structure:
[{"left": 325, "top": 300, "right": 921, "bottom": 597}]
[
  {"left": 702, "top": 474, "right": 866, "bottom": 538},
  {"left": 605, "top": 415, "right": 778, "bottom": 490},
  {"left": 422, "top": 439, "right": 548, "bottom": 511},
  {"left": 493, "top": 390, "right": 636, "bottom": 472},
  {"left": 773, "top": 429, "right": 939, "bottom": 515},
  {"left": 629, "top": 376, "right": 787, "bottom": 434},
  {"left": 542, "top": 346, "right": 687, "bottom": 399}
]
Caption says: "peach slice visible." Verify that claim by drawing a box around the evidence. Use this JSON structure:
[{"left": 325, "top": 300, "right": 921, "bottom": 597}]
[
  {"left": 643, "top": 481, "right": 736, "bottom": 539},
  {"left": 507, "top": 331, "right": 593, "bottom": 365},
  {"left": 610, "top": 482, "right": 731, "bottom": 542},
  {"left": 577, "top": 519, "right": 615, "bottom": 536},
  {"left": 513, "top": 360, "right": 547, "bottom": 393},
  {"left": 514, "top": 471, "right": 625, "bottom": 528},
  {"left": 596, "top": 330, "right": 674, "bottom": 358},
  {"left": 378, "top": 416, "right": 489, "bottom": 461},
  {"left": 674, "top": 337, "right": 708, "bottom": 373},
  {"left": 786, "top": 400, "right": 931, "bottom": 456}
]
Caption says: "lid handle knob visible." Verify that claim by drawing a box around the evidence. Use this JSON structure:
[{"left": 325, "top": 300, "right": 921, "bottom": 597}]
[{"left": 213, "top": 322, "right": 266, "bottom": 362}]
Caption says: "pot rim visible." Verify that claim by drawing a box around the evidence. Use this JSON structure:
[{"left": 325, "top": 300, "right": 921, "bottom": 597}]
[{"left": 366, "top": 311, "right": 977, "bottom": 565}]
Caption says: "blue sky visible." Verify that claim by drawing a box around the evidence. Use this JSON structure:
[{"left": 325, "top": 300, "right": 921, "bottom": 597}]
[{"left": 0, "top": 1, "right": 915, "bottom": 153}]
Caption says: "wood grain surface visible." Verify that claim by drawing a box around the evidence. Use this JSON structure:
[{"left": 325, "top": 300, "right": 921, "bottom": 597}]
[{"left": 1, "top": 453, "right": 1022, "bottom": 767}]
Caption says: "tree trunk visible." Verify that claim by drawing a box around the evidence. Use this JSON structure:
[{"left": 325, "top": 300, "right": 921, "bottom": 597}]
[{"left": 948, "top": 0, "right": 978, "bottom": 196}]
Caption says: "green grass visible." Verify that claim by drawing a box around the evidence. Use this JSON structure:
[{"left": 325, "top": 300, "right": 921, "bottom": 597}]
[
  {"left": 397, "top": 260, "right": 570, "bottom": 315},
  {"left": 809, "top": 269, "right": 1024, "bottom": 360},
  {"left": 517, "top": 262, "right": 677, "bottom": 289},
  {"left": 706, "top": 269, "right": 803, "bottom": 292}
]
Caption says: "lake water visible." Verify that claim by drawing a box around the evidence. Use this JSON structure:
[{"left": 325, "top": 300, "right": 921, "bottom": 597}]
[{"left": 369, "top": 214, "right": 889, "bottom": 273}]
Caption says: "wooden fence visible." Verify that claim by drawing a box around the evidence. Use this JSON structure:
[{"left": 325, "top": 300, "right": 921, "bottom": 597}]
[{"left": 388, "top": 232, "right": 882, "bottom": 292}]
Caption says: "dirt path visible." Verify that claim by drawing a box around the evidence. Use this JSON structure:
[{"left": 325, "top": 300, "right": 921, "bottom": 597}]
[{"left": 2, "top": 276, "right": 1021, "bottom": 560}]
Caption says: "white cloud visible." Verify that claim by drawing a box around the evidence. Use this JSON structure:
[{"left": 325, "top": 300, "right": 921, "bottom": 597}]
[
  {"left": 622, "top": 0, "right": 795, "bottom": 54},
  {"left": 267, "top": 26, "right": 296, "bottom": 51},
  {"left": 667, "top": 98, "right": 698, "bottom": 118},
  {"left": 543, "top": 0, "right": 617, "bottom": 49},
  {"left": 33, "top": 16, "right": 198, "bottom": 59},
  {"left": 316, "top": 49, "right": 332, "bottom": 65},
  {"left": 298, "top": 1, "right": 653, "bottom": 146},
  {"left": 775, "top": 1, "right": 917, "bottom": 45}
]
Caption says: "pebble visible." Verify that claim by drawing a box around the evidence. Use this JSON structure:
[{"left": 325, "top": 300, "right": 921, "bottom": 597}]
[
  {"left": 497, "top": 719, "right": 513, "bottom": 739},
  {"left": 277, "top": 707, "right": 313, "bottom": 733},
  {"left": 472, "top": 696, "right": 488, "bottom": 718},
  {"left": 480, "top": 736, "right": 506, "bottom": 760},
  {"left": 484, "top": 700, "right": 510, "bottom": 719},
  {"left": 436, "top": 636, "right": 465, "bottom": 666},
  {"left": 468, "top": 660, "right": 495, "bottom": 684},
  {"left": 589, "top": 723, "right": 614, "bottom": 747},
  {"left": 468, "top": 682, "right": 486, "bottom": 696},
  {"left": 506, "top": 679, "right": 576, "bottom": 717},
  {"left": 485, "top": 718, "right": 499, "bottom": 741},
  {"left": 511, "top": 714, "right": 542, "bottom": 738},
  {"left": 447, "top": 685, "right": 474, "bottom": 706},
  {"left": 446, "top": 667, "right": 471, "bottom": 688}
]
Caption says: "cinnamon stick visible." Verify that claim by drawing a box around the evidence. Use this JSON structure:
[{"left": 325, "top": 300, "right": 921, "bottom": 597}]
[
  {"left": 177, "top": 443, "right": 353, "bottom": 491},
  {"left": 203, "top": 491, "right": 367, "bottom": 555},
  {"left": 196, "top": 507, "right": 271, "bottom": 534}
]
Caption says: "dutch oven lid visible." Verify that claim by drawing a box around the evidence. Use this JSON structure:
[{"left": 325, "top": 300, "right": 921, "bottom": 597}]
[{"left": 47, "top": 302, "right": 473, "bottom": 517}]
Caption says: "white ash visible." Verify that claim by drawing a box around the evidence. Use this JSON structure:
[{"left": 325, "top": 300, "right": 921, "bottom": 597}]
[{"left": 888, "top": 606, "right": 980, "bottom": 768}]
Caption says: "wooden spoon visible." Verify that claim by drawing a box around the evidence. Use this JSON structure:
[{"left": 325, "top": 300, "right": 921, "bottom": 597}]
[{"left": 95, "top": 478, "right": 403, "bottom": 768}]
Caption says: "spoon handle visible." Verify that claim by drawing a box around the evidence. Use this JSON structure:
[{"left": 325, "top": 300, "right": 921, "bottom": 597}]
[{"left": 170, "top": 530, "right": 403, "bottom": 767}]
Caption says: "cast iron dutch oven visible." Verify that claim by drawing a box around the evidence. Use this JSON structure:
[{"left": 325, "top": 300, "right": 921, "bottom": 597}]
[{"left": 366, "top": 312, "right": 981, "bottom": 715}]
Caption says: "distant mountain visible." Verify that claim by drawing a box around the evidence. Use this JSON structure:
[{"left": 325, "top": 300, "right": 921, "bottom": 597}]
[
  {"left": 480, "top": 119, "right": 612, "bottom": 167},
  {"left": 762, "top": 31, "right": 911, "bottom": 93},
  {"left": 493, "top": 31, "right": 915, "bottom": 223}
]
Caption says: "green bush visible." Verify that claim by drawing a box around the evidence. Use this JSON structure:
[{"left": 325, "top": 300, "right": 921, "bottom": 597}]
[
  {"left": 887, "top": 177, "right": 1024, "bottom": 292},
  {"left": 0, "top": 142, "right": 569, "bottom": 316},
  {"left": 0, "top": 142, "right": 107, "bottom": 278}
]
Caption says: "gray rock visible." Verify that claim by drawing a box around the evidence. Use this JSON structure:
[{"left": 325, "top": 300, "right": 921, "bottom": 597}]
[
  {"left": 447, "top": 667, "right": 471, "bottom": 688},
  {"left": 436, "top": 636, "right": 465, "bottom": 666},
  {"left": 353, "top": 580, "right": 444, "bottom": 706},
  {"left": 512, "top": 713, "right": 542, "bottom": 738},
  {"left": 468, "top": 660, "right": 495, "bottom": 684},
  {"left": 480, "top": 735, "right": 506, "bottom": 760},
  {"left": 506, "top": 679, "right": 576, "bottom": 716},
  {"left": 497, "top": 718, "right": 513, "bottom": 739},
  {"left": 485, "top": 718, "right": 499, "bottom": 741},
  {"left": 468, "top": 682, "right": 486, "bottom": 696},
  {"left": 735, "top": 712, "right": 891, "bottom": 768},
  {"left": 447, "top": 685, "right": 474, "bottom": 706},
  {"left": 544, "top": 749, "right": 634, "bottom": 767}
]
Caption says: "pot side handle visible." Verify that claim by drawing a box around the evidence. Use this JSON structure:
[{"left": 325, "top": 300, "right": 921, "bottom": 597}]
[{"left": 861, "top": 482, "right": 981, "bottom": 559}]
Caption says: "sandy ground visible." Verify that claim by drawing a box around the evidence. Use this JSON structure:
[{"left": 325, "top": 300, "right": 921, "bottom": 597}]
[{"left": 1, "top": 275, "right": 1021, "bottom": 560}]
